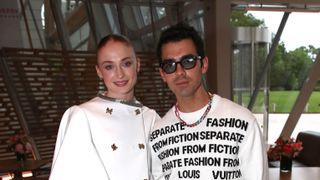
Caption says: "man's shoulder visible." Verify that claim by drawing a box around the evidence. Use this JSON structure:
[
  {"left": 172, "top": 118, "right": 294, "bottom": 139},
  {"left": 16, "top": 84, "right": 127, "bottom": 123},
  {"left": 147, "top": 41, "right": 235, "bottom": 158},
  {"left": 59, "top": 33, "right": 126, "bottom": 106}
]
[
  {"left": 212, "top": 94, "right": 256, "bottom": 123},
  {"left": 162, "top": 106, "right": 175, "bottom": 119},
  {"left": 217, "top": 95, "right": 253, "bottom": 113},
  {"left": 152, "top": 107, "right": 176, "bottom": 128}
]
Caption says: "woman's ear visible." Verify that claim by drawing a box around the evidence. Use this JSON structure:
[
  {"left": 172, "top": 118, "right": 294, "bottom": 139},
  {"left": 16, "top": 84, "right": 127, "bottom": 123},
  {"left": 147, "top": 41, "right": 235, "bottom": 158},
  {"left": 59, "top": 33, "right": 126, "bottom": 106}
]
[
  {"left": 95, "top": 65, "right": 103, "bottom": 79},
  {"left": 136, "top": 57, "right": 141, "bottom": 73}
]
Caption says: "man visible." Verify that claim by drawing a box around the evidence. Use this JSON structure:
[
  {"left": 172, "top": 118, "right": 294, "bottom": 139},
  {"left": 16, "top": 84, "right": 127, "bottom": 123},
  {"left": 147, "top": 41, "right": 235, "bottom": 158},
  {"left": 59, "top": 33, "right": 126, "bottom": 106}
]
[{"left": 149, "top": 23, "right": 268, "bottom": 180}]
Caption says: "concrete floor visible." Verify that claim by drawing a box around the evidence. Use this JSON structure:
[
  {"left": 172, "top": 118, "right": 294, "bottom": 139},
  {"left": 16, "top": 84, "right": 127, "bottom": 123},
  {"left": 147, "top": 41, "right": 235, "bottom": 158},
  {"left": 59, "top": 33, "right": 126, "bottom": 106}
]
[{"left": 254, "top": 113, "right": 320, "bottom": 144}]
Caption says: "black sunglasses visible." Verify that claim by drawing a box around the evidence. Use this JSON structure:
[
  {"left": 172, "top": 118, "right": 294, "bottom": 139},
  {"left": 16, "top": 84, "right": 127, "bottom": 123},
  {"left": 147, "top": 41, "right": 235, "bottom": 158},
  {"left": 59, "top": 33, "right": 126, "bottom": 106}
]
[{"left": 160, "top": 54, "right": 202, "bottom": 74}]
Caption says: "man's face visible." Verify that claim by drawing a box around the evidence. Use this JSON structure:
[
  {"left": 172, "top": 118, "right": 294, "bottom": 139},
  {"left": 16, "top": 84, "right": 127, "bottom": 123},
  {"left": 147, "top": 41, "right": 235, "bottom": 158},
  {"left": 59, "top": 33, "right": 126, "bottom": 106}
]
[{"left": 159, "top": 38, "right": 208, "bottom": 99}]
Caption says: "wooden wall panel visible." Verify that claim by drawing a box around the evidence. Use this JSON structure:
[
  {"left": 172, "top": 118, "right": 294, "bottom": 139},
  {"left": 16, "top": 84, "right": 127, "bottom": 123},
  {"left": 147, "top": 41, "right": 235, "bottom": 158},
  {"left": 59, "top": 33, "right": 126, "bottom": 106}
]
[{"left": 0, "top": 48, "right": 174, "bottom": 161}]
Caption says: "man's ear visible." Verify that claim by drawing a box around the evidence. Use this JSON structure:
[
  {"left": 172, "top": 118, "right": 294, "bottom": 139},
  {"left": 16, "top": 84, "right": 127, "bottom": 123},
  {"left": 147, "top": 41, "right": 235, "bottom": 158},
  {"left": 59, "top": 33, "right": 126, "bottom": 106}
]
[
  {"left": 201, "top": 56, "right": 209, "bottom": 74},
  {"left": 159, "top": 68, "right": 167, "bottom": 82}
]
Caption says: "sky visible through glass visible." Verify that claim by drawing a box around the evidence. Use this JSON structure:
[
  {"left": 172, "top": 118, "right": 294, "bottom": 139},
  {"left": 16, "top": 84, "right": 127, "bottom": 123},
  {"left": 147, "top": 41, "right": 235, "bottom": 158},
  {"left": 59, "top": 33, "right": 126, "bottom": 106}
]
[{"left": 249, "top": 11, "right": 320, "bottom": 51}]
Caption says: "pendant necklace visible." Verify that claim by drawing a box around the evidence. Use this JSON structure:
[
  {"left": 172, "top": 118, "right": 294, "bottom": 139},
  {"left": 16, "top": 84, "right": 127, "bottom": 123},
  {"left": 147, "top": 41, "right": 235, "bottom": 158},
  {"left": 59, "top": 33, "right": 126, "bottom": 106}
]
[{"left": 174, "top": 94, "right": 213, "bottom": 127}]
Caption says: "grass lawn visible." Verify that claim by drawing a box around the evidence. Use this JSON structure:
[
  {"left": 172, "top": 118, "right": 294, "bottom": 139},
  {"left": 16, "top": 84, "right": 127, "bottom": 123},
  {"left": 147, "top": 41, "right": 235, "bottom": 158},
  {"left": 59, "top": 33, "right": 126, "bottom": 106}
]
[
  {"left": 269, "top": 91, "right": 320, "bottom": 113},
  {"left": 234, "top": 90, "right": 320, "bottom": 113}
]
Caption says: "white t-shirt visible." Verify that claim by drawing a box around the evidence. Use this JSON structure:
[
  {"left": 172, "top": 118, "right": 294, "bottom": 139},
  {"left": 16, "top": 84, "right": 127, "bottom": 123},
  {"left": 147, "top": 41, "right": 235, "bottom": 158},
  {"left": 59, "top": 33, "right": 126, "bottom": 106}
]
[{"left": 150, "top": 94, "right": 268, "bottom": 180}]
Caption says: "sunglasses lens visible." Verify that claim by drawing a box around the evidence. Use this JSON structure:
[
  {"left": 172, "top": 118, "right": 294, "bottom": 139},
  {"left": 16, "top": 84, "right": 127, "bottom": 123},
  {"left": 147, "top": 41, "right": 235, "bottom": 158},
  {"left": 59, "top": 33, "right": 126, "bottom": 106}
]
[
  {"left": 161, "top": 55, "right": 201, "bottom": 74},
  {"left": 181, "top": 56, "right": 197, "bottom": 69},
  {"left": 162, "top": 60, "right": 176, "bottom": 74}
]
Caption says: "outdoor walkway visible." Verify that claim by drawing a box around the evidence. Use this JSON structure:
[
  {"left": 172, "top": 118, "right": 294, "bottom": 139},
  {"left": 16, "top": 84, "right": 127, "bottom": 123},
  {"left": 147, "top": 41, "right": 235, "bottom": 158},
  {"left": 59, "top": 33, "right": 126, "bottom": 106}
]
[{"left": 254, "top": 113, "right": 320, "bottom": 144}]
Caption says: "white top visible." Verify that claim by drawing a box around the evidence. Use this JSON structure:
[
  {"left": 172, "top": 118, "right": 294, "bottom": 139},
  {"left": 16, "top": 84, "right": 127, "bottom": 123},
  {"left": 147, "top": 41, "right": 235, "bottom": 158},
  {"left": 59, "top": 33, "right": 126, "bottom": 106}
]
[
  {"left": 49, "top": 94, "right": 159, "bottom": 180},
  {"left": 150, "top": 94, "right": 268, "bottom": 180}
]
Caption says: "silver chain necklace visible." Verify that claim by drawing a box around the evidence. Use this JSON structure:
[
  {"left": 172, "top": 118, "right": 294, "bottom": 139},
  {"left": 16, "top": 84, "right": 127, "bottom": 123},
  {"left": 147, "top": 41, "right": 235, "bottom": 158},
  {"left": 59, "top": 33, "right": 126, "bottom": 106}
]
[{"left": 174, "top": 94, "right": 213, "bottom": 127}]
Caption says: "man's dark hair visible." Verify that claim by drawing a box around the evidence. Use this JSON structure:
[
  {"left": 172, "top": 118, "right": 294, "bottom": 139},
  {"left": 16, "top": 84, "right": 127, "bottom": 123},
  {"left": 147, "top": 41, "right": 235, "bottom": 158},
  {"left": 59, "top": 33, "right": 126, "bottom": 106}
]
[{"left": 156, "top": 23, "right": 205, "bottom": 65}]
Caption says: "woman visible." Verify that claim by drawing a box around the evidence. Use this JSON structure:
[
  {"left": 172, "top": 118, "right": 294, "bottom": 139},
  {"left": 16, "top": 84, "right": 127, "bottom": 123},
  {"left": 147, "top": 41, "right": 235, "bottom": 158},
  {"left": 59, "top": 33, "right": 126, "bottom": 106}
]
[{"left": 49, "top": 34, "right": 159, "bottom": 179}]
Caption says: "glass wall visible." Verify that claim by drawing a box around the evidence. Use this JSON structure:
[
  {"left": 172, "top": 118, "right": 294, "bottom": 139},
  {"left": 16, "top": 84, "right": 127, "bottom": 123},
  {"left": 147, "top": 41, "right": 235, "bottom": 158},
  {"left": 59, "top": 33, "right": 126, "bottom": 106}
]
[
  {"left": 232, "top": 27, "right": 271, "bottom": 141},
  {"left": 1, "top": 0, "right": 319, "bottom": 144}
]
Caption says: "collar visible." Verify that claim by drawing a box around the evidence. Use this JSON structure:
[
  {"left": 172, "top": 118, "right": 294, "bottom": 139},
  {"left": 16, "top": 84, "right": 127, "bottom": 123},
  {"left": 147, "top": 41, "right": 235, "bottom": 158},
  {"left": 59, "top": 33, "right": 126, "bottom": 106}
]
[{"left": 97, "top": 92, "right": 143, "bottom": 108}]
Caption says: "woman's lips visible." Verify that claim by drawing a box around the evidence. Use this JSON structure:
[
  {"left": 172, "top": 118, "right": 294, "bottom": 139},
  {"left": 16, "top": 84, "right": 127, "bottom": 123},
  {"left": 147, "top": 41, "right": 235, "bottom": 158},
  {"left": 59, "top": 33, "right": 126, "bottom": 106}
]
[{"left": 114, "top": 80, "right": 128, "bottom": 87}]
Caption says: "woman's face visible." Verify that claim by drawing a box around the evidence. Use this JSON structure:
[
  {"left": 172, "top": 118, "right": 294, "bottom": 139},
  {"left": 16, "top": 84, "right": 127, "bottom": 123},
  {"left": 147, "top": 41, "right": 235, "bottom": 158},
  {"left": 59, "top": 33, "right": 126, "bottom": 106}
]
[{"left": 96, "top": 40, "right": 140, "bottom": 100}]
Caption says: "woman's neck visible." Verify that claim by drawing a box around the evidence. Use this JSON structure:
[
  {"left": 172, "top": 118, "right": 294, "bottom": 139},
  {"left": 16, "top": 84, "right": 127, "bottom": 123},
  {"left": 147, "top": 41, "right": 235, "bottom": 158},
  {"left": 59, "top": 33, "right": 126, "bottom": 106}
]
[{"left": 103, "top": 91, "right": 134, "bottom": 101}]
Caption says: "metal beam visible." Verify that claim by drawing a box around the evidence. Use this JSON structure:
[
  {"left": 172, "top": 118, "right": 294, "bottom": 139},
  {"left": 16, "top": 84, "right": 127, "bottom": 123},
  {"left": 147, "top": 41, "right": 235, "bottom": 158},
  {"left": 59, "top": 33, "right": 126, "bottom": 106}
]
[
  {"left": 20, "top": 0, "right": 33, "bottom": 49},
  {"left": 0, "top": 50, "right": 41, "bottom": 159},
  {"left": 84, "top": 0, "right": 98, "bottom": 47},
  {"left": 116, "top": 1, "right": 126, "bottom": 36},
  {"left": 50, "top": 0, "right": 72, "bottom": 50},
  {"left": 280, "top": 55, "right": 320, "bottom": 139},
  {"left": 48, "top": 4, "right": 89, "bottom": 44},
  {"left": 231, "top": 0, "right": 320, "bottom": 5},
  {"left": 149, "top": 0, "right": 156, "bottom": 43},
  {"left": 26, "top": 0, "right": 45, "bottom": 49},
  {"left": 247, "top": 12, "right": 290, "bottom": 110},
  {"left": 89, "top": 0, "right": 188, "bottom": 7}
]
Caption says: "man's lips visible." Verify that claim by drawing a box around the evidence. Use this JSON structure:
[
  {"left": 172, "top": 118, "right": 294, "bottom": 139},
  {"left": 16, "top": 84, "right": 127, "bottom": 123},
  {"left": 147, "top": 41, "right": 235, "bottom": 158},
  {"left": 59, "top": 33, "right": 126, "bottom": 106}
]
[
  {"left": 175, "top": 80, "right": 188, "bottom": 86},
  {"left": 114, "top": 80, "right": 128, "bottom": 87}
]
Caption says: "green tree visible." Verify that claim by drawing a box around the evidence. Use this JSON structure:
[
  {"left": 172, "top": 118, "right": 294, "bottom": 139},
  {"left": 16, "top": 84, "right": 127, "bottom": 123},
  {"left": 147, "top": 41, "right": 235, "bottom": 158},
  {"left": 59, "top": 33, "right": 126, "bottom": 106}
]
[
  {"left": 307, "top": 45, "right": 320, "bottom": 61},
  {"left": 270, "top": 42, "right": 287, "bottom": 90},
  {"left": 307, "top": 45, "right": 320, "bottom": 90},
  {"left": 231, "top": 10, "right": 265, "bottom": 27},
  {"left": 270, "top": 44, "right": 316, "bottom": 90},
  {"left": 285, "top": 47, "right": 313, "bottom": 90},
  {"left": 231, "top": 11, "right": 317, "bottom": 91}
]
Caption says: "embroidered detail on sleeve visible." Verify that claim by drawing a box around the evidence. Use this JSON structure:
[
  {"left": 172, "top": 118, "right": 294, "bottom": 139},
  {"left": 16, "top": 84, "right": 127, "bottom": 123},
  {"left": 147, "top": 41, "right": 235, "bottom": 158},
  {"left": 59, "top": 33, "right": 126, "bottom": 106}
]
[
  {"left": 106, "top": 108, "right": 113, "bottom": 114},
  {"left": 135, "top": 109, "right": 141, "bottom": 115},
  {"left": 138, "top": 143, "right": 145, "bottom": 149},
  {"left": 111, "top": 143, "right": 117, "bottom": 151}
]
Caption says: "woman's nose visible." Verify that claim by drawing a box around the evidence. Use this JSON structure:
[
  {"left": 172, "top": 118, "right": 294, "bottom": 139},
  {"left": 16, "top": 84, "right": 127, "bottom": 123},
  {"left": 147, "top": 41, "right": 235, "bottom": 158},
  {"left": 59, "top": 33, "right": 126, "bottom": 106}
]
[{"left": 116, "top": 67, "right": 124, "bottom": 78}]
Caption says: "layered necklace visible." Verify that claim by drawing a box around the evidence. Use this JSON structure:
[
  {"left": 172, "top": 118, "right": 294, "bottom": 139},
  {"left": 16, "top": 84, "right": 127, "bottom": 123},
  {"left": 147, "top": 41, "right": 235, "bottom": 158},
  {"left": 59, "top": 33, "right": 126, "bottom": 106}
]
[
  {"left": 98, "top": 92, "right": 142, "bottom": 107},
  {"left": 174, "top": 94, "right": 213, "bottom": 127}
]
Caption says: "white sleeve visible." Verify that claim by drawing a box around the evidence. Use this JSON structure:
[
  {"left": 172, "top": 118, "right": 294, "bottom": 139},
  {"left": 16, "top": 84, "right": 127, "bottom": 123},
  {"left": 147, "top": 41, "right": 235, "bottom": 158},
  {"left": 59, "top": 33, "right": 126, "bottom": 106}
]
[
  {"left": 50, "top": 107, "right": 75, "bottom": 168},
  {"left": 49, "top": 106, "right": 108, "bottom": 180},
  {"left": 150, "top": 146, "right": 166, "bottom": 180},
  {"left": 149, "top": 118, "right": 166, "bottom": 180},
  {"left": 239, "top": 119, "right": 269, "bottom": 180}
]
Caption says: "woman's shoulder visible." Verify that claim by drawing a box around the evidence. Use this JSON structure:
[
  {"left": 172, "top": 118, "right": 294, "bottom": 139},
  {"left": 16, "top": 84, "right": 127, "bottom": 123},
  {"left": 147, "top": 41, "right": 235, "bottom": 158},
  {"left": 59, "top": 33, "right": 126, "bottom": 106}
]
[{"left": 142, "top": 105, "right": 161, "bottom": 120}]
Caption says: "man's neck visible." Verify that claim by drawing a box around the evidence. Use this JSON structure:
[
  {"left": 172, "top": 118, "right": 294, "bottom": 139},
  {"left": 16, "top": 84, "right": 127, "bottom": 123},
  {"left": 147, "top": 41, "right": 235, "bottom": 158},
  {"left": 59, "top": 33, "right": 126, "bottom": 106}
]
[{"left": 176, "top": 89, "right": 211, "bottom": 112}]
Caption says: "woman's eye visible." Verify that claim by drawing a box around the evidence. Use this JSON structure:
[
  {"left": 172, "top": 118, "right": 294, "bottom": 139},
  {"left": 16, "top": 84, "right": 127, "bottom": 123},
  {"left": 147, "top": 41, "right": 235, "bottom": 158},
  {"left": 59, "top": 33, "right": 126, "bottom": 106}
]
[
  {"left": 123, "top": 60, "right": 132, "bottom": 67},
  {"left": 104, "top": 64, "right": 113, "bottom": 70}
]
